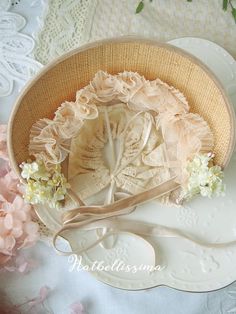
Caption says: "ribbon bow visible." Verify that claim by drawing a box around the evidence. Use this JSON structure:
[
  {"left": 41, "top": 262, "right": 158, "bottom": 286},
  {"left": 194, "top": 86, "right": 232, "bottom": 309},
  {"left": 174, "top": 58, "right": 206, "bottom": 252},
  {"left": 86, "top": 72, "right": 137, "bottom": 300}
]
[
  {"left": 53, "top": 177, "right": 236, "bottom": 265},
  {"left": 53, "top": 178, "right": 179, "bottom": 255}
]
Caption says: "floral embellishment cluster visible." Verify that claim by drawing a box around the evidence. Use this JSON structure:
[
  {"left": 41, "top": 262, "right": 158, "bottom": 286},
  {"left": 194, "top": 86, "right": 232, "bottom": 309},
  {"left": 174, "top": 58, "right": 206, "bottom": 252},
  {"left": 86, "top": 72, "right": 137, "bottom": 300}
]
[
  {"left": 20, "top": 160, "right": 70, "bottom": 209},
  {"left": 183, "top": 153, "right": 225, "bottom": 200},
  {"left": 0, "top": 125, "right": 39, "bottom": 270}
]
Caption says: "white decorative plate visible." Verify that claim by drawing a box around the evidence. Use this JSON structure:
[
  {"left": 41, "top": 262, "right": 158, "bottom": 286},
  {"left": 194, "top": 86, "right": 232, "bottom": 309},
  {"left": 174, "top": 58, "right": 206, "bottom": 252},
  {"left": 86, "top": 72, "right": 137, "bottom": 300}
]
[{"left": 36, "top": 37, "right": 236, "bottom": 292}]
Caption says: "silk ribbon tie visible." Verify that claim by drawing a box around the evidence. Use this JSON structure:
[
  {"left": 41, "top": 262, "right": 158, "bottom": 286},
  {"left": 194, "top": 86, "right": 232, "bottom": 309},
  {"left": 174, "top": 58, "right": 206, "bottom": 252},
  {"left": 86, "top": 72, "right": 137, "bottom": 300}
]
[
  {"left": 53, "top": 177, "right": 179, "bottom": 255},
  {"left": 53, "top": 177, "right": 236, "bottom": 262}
]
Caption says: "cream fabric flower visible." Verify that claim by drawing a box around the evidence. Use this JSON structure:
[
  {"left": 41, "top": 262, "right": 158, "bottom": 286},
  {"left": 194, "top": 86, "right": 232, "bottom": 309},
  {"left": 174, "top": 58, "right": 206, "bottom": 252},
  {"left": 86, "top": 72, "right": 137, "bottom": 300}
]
[
  {"left": 117, "top": 71, "right": 145, "bottom": 102},
  {"left": 129, "top": 78, "right": 189, "bottom": 114},
  {"left": 183, "top": 153, "right": 225, "bottom": 200},
  {"left": 21, "top": 161, "right": 70, "bottom": 209},
  {"left": 29, "top": 119, "right": 72, "bottom": 165},
  {"left": 88, "top": 70, "right": 123, "bottom": 103}
]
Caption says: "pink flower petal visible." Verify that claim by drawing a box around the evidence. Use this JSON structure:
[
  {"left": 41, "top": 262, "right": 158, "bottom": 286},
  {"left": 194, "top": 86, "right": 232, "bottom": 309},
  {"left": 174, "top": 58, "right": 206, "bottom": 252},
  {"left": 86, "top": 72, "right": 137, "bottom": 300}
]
[
  {"left": 14, "top": 210, "right": 27, "bottom": 222},
  {"left": 4, "top": 214, "right": 13, "bottom": 230},
  {"left": 18, "top": 233, "right": 39, "bottom": 249},
  {"left": 39, "top": 286, "right": 50, "bottom": 301},
  {"left": 0, "top": 219, "right": 7, "bottom": 236},
  {"left": 12, "top": 219, "right": 22, "bottom": 228},
  {"left": 0, "top": 160, "right": 9, "bottom": 177},
  {"left": 0, "top": 125, "right": 7, "bottom": 139},
  {"left": 8, "top": 170, "right": 18, "bottom": 180},
  {"left": 0, "top": 236, "right": 5, "bottom": 250},
  {"left": 4, "top": 255, "right": 38, "bottom": 274},
  {"left": 25, "top": 222, "right": 39, "bottom": 236},
  {"left": 27, "top": 285, "right": 51, "bottom": 309},
  {"left": 4, "top": 236, "right": 16, "bottom": 251},
  {"left": 12, "top": 228, "right": 23, "bottom": 239},
  {"left": 0, "top": 253, "right": 11, "bottom": 266},
  {"left": 0, "top": 124, "right": 39, "bottom": 270},
  {"left": 12, "top": 195, "right": 24, "bottom": 211},
  {"left": 70, "top": 301, "right": 84, "bottom": 314},
  {"left": 0, "top": 179, "right": 14, "bottom": 203},
  {"left": 18, "top": 261, "right": 28, "bottom": 273},
  {"left": 16, "top": 255, "right": 32, "bottom": 272}
]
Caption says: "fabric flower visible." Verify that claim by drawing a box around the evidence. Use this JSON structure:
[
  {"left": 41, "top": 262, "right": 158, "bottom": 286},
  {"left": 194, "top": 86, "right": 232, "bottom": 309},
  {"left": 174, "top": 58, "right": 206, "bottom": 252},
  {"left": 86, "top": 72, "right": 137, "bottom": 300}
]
[
  {"left": 29, "top": 119, "right": 72, "bottom": 165},
  {"left": 89, "top": 70, "right": 123, "bottom": 102},
  {"left": 0, "top": 168, "right": 19, "bottom": 203},
  {"left": 74, "top": 102, "right": 98, "bottom": 120},
  {"left": 54, "top": 101, "right": 84, "bottom": 138},
  {"left": 0, "top": 289, "right": 85, "bottom": 314},
  {"left": 4, "top": 255, "right": 38, "bottom": 273},
  {"left": 0, "top": 125, "right": 8, "bottom": 160},
  {"left": 20, "top": 161, "right": 39, "bottom": 180},
  {"left": 129, "top": 78, "right": 189, "bottom": 114},
  {"left": 21, "top": 160, "right": 70, "bottom": 209},
  {"left": 0, "top": 286, "right": 51, "bottom": 313},
  {"left": 183, "top": 153, "right": 225, "bottom": 200},
  {"left": 70, "top": 301, "right": 84, "bottom": 314},
  {"left": 75, "top": 88, "right": 94, "bottom": 105},
  {"left": 30, "top": 100, "right": 96, "bottom": 166},
  {"left": 117, "top": 71, "right": 145, "bottom": 102},
  {"left": 0, "top": 195, "right": 39, "bottom": 254},
  {"left": 0, "top": 126, "right": 39, "bottom": 270},
  {"left": 156, "top": 112, "right": 214, "bottom": 175}
]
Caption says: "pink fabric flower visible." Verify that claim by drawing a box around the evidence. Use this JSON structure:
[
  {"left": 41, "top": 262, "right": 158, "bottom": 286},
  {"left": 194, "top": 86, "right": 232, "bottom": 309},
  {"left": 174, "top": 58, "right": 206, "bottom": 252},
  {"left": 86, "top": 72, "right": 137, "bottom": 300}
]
[
  {"left": 0, "top": 125, "right": 8, "bottom": 160},
  {"left": 27, "top": 286, "right": 51, "bottom": 310},
  {"left": 70, "top": 301, "right": 85, "bottom": 314},
  {"left": 0, "top": 286, "right": 51, "bottom": 314},
  {"left": 4, "top": 254, "right": 38, "bottom": 273},
  {"left": 0, "top": 124, "right": 39, "bottom": 271}
]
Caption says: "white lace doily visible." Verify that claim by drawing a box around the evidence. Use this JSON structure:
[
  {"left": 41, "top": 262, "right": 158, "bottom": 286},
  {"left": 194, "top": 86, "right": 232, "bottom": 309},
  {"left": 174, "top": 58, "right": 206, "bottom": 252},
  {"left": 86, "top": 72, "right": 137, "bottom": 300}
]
[
  {"left": 34, "top": 0, "right": 236, "bottom": 65},
  {"left": 0, "top": 0, "right": 42, "bottom": 98},
  {"left": 34, "top": 0, "right": 97, "bottom": 64}
]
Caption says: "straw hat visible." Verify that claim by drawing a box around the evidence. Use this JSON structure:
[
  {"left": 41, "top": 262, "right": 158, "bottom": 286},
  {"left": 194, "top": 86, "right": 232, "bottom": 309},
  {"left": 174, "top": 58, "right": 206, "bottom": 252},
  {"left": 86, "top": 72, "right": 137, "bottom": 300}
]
[{"left": 8, "top": 37, "right": 235, "bottom": 178}]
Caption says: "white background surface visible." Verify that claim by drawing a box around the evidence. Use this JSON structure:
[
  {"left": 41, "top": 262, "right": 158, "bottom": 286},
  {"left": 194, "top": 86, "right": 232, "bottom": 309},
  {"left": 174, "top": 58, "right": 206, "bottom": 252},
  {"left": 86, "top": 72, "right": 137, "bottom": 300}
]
[{"left": 1, "top": 1, "right": 236, "bottom": 313}]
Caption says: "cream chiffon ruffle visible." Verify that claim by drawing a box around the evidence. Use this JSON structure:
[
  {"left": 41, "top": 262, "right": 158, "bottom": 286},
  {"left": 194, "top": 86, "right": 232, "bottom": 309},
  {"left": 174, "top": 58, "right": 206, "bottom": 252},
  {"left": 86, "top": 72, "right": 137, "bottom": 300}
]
[{"left": 28, "top": 71, "right": 214, "bottom": 204}]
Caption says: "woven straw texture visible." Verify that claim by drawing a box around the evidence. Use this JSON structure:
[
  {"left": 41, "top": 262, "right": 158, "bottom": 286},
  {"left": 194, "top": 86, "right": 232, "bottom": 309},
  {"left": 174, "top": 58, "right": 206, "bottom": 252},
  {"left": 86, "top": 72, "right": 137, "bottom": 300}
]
[{"left": 8, "top": 38, "right": 235, "bottom": 177}]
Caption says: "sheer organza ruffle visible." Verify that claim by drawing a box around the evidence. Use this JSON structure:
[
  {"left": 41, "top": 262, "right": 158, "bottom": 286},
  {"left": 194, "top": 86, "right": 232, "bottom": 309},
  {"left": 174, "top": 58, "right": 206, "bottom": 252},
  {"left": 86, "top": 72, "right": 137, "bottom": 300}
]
[{"left": 29, "top": 71, "right": 214, "bottom": 203}]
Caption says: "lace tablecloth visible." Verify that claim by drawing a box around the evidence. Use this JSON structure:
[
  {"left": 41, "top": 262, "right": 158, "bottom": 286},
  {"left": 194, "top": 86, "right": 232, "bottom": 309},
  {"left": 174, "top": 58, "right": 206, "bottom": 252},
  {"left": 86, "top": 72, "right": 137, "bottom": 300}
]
[
  {"left": 34, "top": 0, "right": 236, "bottom": 64},
  {"left": 1, "top": 0, "right": 236, "bottom": 313}
]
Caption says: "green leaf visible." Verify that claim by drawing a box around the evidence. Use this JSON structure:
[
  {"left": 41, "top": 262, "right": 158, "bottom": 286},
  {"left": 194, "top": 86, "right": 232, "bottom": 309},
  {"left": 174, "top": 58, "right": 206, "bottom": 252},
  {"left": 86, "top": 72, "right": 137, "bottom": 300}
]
[
  {"left": 223, "top": 0, "right": 228, "bottom": 11},
  {"left": 187, "top": 0, "right": 192, "bottom": 2},
  {"left": 232, "top": 8, "right": 236, "bottom": 23},
  {"left": 136, "top": 1, "right": 144, "bottom": 14}
]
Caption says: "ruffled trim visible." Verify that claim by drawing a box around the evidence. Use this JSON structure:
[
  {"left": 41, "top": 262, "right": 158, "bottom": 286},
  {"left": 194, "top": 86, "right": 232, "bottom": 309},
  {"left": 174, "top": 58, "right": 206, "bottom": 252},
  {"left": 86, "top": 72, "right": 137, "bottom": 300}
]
[
  {"left": 28, "top": 71, "right": 214, "bottom": 204},
  {"left": 29, "top": 71, "right": 193, "bottom": 164},
  {"left": 29, "top": 101, "right": 98, "bottom": 165}
]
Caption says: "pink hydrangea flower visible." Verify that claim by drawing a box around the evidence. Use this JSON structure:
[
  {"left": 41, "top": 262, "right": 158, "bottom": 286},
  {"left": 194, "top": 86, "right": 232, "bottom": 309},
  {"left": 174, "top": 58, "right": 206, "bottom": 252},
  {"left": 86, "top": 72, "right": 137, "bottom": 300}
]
[{"left": 0, "top": 124, "right": 39, "bottom": 270}]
